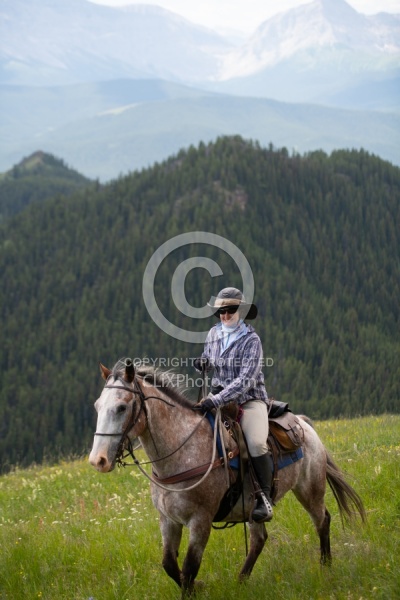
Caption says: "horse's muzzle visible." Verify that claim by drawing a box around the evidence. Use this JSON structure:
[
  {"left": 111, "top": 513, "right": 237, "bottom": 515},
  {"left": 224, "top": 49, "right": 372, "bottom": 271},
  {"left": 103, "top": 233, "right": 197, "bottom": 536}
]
[{"left": 89, "top": 450, "right": 115, "bottom": 472}]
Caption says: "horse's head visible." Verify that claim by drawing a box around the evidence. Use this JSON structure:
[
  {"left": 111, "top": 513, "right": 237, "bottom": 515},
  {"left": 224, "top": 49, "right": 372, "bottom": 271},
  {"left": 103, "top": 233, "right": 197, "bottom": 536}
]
[{"left": 89, "top": 359, "right": 145, "bottom": 472}]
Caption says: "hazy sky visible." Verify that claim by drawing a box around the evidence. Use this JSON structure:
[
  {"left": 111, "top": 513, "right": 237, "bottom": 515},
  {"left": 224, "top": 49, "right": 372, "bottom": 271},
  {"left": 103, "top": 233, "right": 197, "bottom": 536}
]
[{"left": 89, "top": 0, "right": 400, "bottom": 33}]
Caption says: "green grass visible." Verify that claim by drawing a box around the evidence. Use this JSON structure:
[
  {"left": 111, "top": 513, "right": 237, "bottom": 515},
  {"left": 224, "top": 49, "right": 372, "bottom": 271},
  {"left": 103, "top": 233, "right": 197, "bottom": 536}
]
[{"left": 1, "top": 415, "right": 399, "bottom": 599}]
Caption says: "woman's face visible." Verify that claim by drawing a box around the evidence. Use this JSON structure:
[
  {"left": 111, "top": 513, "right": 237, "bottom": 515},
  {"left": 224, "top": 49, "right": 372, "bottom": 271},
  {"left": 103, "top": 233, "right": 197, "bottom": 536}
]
[{"left": 219, "top": 306, "right": 241, "bottom": 327}]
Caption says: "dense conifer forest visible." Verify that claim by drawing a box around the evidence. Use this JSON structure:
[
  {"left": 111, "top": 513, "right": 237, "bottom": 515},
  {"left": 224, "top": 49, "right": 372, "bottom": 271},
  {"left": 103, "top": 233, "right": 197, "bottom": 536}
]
[
  {"left": 0, "top": 136, "right": 399, "bottom": 471},
  {"left": 0, "top": 151, "right": 94, "bottom": 220}
]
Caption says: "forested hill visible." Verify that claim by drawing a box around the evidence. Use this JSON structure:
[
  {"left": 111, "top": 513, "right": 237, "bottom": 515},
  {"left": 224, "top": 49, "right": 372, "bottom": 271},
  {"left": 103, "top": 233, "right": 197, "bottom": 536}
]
[
  {"left": 0, "top": 137, "right": 399, "bottom": 471},
  {"left": 0, "top": 151, "right": 94, "bottom": 220}
]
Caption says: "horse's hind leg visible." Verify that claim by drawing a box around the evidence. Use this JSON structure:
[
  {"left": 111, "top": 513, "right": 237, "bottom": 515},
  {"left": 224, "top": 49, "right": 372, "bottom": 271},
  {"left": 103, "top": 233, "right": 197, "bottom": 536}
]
[
  {"left": 239, "top": 522, "right": 268, "bottom": 581},
  {"left": 319, "top": 508, "right": 331, "bottom": 565},
  {"left": 292, "top": 488, "right": 332, "bottom": 565},
  {"left": 160, "top": 515, "right": 183, "bottom": 588}
]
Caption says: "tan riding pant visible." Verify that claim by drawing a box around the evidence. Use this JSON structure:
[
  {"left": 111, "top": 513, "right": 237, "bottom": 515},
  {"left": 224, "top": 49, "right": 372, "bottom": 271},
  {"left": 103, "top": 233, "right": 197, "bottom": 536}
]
[{"left": 240, "top": 399, "right": 269, "bottom": 457}]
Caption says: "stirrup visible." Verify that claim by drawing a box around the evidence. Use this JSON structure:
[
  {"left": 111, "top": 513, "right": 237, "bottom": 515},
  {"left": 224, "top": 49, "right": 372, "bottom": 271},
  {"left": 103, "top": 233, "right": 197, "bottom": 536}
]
[{"left": 252, "top": 492, "right": 273, "bottom": 523}]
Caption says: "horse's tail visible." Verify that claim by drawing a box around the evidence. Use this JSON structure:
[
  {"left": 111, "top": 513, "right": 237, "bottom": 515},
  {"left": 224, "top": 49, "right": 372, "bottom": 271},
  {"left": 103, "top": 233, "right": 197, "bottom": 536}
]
[{"left": 325, "top": 450, "right": 367, "bottom": 526}]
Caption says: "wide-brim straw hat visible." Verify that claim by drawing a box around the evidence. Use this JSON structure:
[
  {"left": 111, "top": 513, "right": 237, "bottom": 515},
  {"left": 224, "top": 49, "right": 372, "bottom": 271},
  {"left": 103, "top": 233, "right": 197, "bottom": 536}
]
[{"left": 207, "top": 287, "right": 258, "bottom": 320}]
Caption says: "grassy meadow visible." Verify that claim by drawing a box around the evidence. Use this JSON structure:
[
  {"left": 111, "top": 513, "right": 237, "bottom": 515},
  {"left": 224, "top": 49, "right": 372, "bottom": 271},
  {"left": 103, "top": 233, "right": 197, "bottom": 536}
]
[{"left": 0, "top": 415, "right": 399, "bottom": 600}]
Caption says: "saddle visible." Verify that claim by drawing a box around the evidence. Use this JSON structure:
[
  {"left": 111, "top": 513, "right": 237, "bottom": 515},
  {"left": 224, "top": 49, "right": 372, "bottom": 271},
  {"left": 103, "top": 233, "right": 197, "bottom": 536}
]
[
  {"left": 221, "top": 397, "right": 303, "bottom": 455},
  {"left": 267, "top": 402, "right": 304, "bottom": 501},
  {"left": 213, "top": 399, "right": 304, "bottom": 521},
  {"left": 268, "top": 398, "right": 304, "bottom": 452}
]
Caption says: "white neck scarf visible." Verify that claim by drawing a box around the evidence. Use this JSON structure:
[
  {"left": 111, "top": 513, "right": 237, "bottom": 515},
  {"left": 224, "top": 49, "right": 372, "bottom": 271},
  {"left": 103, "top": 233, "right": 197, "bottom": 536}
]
[{"left": 218, "top": 320, "right": 246, "bottom": 351}]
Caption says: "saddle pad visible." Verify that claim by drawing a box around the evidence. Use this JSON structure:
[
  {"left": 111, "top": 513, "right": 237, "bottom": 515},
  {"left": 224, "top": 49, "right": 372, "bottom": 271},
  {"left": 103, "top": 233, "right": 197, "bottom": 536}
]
[
  {"left": 213, "top": 444, "right": 303, "bottom": 522},
  {"left": 275, "top": 447, "right": 303, "bottom": 471}
]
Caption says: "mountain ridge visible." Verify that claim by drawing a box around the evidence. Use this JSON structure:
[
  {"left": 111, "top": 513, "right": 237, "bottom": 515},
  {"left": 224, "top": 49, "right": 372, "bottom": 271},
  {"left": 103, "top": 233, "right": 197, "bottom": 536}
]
[
  {"left": 1, "top": 0, "right": 231, "bottom": 86},
  {"left": 1, "top": 0, "right": 399, "bottom": 182},
  {"left": 0, "top": 150, "right": 93, "bottom": 219},
  {"left": 1, "top": 81, "right": 399, "bottom": 181},
  {"left": 217, "top": 0, "right": 400, "bottom": 83},
  {"left": 2, "top": 0, "right": 399, "bottom": 100},
  {"left": 0, "top": 137, "right": 399, "bottom": 469}
]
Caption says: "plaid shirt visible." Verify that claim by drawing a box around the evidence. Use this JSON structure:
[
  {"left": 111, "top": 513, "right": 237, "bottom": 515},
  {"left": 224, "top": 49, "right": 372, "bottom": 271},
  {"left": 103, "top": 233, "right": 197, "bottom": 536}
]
[{"left": 200, "top": 322, "right": 268, "bottom": 408}]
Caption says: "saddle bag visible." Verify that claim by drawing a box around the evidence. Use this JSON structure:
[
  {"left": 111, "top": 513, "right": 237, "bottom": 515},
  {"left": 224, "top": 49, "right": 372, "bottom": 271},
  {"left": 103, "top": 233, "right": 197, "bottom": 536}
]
[{"left": 269, "top": 412, "right": 304, "bottom": 452}]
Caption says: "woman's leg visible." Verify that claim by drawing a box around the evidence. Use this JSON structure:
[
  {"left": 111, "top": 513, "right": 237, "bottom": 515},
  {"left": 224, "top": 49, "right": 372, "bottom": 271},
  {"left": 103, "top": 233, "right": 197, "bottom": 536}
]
[
  {"left": 241, "top": 400, "right": 273, "bottom": 522},
  {"left": 241, "top": 400, "right": 269, "bottom": 456}
]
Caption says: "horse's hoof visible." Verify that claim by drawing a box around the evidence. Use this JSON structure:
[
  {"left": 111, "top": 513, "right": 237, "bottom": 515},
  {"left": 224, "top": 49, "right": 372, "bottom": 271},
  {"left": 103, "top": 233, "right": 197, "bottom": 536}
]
[{"left": 181, "top": 580, "right": 205, "bottom": 598}]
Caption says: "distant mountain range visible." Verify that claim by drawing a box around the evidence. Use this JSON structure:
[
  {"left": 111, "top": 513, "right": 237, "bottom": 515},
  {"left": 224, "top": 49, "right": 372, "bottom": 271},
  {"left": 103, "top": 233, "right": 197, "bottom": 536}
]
[
  {"left": 214, "top": 0, "right": 400, "bottom": 106},
  {"left": 2, "top": 0, "right": 399, "bottom": 105},
  {"left": 1, "top": 0, "right": 230, "bottom": 86},
  {"left": 1, "top": 78, "right": 399, "bottom": 181},
  {"left": 1, "top": 0, "right": 399, "bottom": 180}
]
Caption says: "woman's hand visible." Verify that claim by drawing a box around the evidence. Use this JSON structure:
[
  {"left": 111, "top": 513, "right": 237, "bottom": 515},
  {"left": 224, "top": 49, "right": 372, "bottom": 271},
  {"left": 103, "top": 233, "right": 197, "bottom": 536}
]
[
  {"left": 193, "top": 357, "right": 211, "bottom": 372},
  {"left": 192, "top": 397, "right": 216, "bottom": 412}
]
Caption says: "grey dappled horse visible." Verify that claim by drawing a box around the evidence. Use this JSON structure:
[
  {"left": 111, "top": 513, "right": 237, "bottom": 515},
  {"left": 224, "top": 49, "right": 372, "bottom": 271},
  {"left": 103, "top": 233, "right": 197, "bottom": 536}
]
[{"left": 89, "top": 359, "right": 366, "bottom": 597}]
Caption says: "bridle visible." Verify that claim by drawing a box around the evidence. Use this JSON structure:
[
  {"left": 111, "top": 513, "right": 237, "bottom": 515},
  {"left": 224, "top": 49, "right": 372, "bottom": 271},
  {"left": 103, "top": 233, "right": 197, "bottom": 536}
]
[
  {"left": 93, "top": 370, "right": 234, "bottom": 494},
  {"left": 94, "top": 373, "right": 175, "bottom": 467}
]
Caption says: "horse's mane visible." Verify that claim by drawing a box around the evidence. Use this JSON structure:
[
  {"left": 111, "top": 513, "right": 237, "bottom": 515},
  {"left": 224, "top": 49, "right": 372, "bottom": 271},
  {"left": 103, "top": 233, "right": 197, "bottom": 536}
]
[{"left": 111, "top": 359, "right": 195, "bottom": 409}]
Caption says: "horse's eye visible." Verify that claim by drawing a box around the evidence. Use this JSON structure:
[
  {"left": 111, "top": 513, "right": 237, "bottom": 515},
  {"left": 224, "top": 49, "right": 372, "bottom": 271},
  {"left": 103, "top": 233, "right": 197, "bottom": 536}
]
[{"left": 116, "top": 404, "right": 127, "bottom": 414}]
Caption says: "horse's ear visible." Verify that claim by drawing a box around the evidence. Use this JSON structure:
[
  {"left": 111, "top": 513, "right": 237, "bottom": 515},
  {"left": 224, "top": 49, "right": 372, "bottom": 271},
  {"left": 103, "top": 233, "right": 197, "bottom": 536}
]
[
  {"left": 99, "top": 363, "right": 111, "bottom": 381},
  {"left": 124, "top": 358, "right": 135, "bottom": 383}
]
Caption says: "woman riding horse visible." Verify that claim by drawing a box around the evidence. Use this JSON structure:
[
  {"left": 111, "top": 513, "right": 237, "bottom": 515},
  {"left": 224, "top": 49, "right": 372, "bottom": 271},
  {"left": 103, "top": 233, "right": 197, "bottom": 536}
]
[
  {"left": 193, "top": 287, "right": 273, "bottom": 523},
  {"left": 90, "top": 354, "right": 366, "bottom": 595}
]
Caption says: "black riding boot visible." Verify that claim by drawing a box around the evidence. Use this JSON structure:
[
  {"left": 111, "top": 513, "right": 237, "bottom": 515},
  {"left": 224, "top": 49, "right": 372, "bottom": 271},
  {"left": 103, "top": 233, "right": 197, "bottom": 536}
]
[{"left": 251, "top": 453, "right": 274, "bottom": 523}]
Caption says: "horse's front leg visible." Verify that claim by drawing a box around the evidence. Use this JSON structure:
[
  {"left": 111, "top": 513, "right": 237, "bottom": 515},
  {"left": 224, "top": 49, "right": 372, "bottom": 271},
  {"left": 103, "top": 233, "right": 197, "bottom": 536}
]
[
  {"left": 239, "top": 521, "right": 268, "bottom": 580},
  {"left": 159, "top": 514, "right": 183, "bottom": 588},
  {"left": 181, "top": 515, "right": 212, "bottom": 597}
]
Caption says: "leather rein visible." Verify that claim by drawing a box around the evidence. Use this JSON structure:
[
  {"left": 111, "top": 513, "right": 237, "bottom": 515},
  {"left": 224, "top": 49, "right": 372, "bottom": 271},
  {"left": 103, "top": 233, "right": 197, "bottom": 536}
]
[{"left": 94, "top": 373, "right": 238, "bottom": 490}]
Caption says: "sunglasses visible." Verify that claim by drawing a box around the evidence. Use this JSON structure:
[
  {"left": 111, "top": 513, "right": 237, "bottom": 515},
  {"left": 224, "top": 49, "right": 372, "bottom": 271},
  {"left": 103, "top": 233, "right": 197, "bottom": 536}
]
[{"left": 216, "top": 305, "right": 239, "bottom": 316}]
